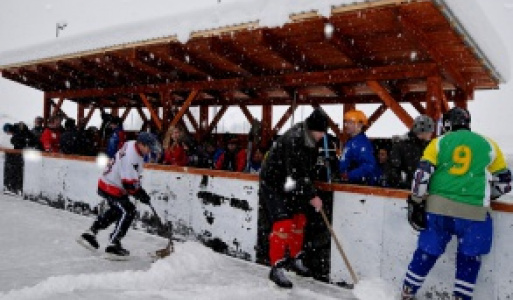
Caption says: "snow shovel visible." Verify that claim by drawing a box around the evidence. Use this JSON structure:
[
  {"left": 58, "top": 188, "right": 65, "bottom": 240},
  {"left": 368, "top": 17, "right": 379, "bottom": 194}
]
[{"left": 149, "top": 203, "right": 174, "bottom": 259}]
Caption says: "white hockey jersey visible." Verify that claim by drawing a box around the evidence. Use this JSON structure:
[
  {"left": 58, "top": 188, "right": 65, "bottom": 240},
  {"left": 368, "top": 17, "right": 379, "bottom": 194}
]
[{"left": 98, "top": 141, "right": 145, "bottom": 197}]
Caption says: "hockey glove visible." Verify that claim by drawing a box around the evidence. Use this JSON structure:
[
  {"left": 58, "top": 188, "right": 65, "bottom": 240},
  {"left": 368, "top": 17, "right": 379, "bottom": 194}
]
[
  {"left": 134, "top": 188, "right": 151, "bottom": 205},
  {"left": 407, "top": 195, "right": 426, "bottom": 231}
]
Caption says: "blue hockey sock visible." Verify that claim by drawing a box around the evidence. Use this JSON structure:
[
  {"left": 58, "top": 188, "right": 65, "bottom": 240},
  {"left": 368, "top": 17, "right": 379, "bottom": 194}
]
[
  {"left": 454, "top": 253, "right": 481, "bottom": 300},
  {"left": 402, "top": 248, "right": 438, "bottom": 296}
]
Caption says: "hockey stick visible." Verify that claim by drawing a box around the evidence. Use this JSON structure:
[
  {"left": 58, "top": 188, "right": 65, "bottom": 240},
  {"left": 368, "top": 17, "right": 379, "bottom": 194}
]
[
  {"left": 319, "top": 208, "right": 358, "bottom": 285},
  {"left": 149, "top": 203, "right": 174, "bottom": 258},
  {"left": 321, "top": 133, "right": 358, "bottom": 286}
]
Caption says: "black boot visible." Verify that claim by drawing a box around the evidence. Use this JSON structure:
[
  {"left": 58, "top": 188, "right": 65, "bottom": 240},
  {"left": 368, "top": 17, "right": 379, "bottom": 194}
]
[
  {"left": 290, "top": 252, "right": 312, "bottom": 277},
  {"left": 269, "top": 260, "right": 293, "bottom": 288},
  {"left": 77, "top": 230, "right": 99, "bottom": 250},
  {"left": 105, "top": 240, "right": 130, "bottom": 257}
]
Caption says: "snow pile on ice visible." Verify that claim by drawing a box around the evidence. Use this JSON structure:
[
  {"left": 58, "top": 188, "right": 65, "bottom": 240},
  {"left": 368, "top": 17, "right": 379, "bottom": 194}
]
[
  {"left": 0, "top": 242, "right": 224, "bottom": 300},
  {"left": 352, "top": 278, "right": 399, "bottom": 300}
]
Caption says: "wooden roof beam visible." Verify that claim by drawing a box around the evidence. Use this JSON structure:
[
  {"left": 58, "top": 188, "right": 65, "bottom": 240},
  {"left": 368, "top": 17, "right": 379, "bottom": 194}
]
[
  {"left": 259, "top": 29, "right": 314, "bottom": 72},
  {"left": 239, "top": 105, "right": 255, "bottom": 124},
  {"left": 184, "top": 110, "right": 199, "bottom": 132},
  {"left": 56, "top": 61, "right": 109, "bottom": 88},
  {"left": 271, "top": 103, "right": 297, "bottom": 136},
  {"left": 2, "top": 70, "right": 46, "bottom": 90},
  {"left": 47, "top": 63, "right": 438, "bottom": 99},
  {"left": 397, "top": 9, "right": 474, "bottom": 100},
  {"left": 112, "top": 50, "right": 166, "bottom": 81},
  {"left": 19, "top": 67, "right": 63, "bottom": 90},
  {"left": 78, "top": 58, "right": 125, "bottom": 87},
  {"left": 205, "top": 105, "right": 228, "bottom": 135},
  {"left": 208, "top": 37, "right": 263, "bottom": 76},
  {"left": 311, "top": 103, "right": 342, "bottom": 138},
  {"left": 366, "top": 104, "right": 388, "bottom": 130}
]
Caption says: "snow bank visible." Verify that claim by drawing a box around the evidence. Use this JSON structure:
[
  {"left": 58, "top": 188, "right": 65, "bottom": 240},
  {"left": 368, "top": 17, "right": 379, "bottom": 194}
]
[
  {"left": 353, "top": 278, "right": 399, "bottom": 300},
  {"left": 0, "top": 242, "right": 227, "bottom": 300}
]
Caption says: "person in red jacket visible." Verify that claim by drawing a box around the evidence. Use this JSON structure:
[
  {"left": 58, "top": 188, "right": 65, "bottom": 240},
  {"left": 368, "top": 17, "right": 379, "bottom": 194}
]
[
  {"left": 40, "top": 116, "right": 61, "bottom": 153},
  {"left": 215, "top": 137, "right": 246, "bottom": 172},
  {"left": 162, "top": 126, "right": 188, "bottom": 166}
]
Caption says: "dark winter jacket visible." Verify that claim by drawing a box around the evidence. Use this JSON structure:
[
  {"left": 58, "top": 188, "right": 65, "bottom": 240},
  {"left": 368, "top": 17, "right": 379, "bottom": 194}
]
[
  {"left": 215, "top": 148, "right": 246, "bottom": 172},
  {"left": 259, "top": 122, "right": 318, "bottom": 201},
  {"left": 384, "top": 131, "right": 429, "bottom": 189},
  {"left": 10, "top": 123, "right": 39, "bottom": 150},
  {"left": 60, "top": 128, "right": 80, "bottom": 155},
  {"left": 338, "top": 132, "right": 378, "bottom": 185}
]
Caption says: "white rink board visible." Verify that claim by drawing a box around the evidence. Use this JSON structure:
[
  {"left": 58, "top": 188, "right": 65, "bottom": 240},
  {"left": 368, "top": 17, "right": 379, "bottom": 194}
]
[
  {"left": 330, "top": 192, "right": 513, "bottom": 299},
  {"left": 21, "top": 156, "right": 260, "bottom": 261}
]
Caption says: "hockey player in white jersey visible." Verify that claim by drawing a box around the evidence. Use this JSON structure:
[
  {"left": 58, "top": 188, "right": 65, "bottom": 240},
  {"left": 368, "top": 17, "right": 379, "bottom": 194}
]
[{"left": 77, "top": 132, "right": 161, "bottom": 258}]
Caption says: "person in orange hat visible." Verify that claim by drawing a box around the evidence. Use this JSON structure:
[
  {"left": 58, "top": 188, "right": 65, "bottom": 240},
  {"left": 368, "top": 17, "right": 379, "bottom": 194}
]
[{"left": 339, "top": 109, "right": 378, "bottom": 185}]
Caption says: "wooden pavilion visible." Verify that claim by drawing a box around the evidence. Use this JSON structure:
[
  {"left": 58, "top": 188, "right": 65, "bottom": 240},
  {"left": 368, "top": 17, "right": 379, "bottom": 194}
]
[{"left": 0, "top": 0, "right": 502, "bottom": 146}]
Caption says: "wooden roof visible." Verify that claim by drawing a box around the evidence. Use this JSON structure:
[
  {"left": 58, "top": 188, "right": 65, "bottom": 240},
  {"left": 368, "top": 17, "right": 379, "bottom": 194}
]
[{"left": 0, "top": 0, "right": 500, "bottom": 109}]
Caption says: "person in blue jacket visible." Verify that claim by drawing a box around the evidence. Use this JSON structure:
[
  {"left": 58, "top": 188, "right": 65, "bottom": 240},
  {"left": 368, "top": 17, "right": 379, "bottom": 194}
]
[{"left": 338, "top": 109, "right": 378, "bottom": 185}]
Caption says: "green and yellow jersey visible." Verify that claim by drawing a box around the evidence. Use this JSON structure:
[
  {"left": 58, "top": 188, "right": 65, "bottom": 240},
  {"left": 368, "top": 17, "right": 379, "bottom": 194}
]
[{"left": 422, "top": 130, "right": 508, "bottom": 208}]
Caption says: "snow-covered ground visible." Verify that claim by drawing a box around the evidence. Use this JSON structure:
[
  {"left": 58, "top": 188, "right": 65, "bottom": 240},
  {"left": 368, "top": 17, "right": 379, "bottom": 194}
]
[{"left": 0, "top": 194, "right": 358, "bottom": 300}]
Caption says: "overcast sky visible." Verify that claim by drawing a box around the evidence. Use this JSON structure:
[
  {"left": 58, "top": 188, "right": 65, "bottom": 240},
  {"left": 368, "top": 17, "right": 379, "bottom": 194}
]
[{"left": 0, "top": 0, "right": 512, "bottom": 151}]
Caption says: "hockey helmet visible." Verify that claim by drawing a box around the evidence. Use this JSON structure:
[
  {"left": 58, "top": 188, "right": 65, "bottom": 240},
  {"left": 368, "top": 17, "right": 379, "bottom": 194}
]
[
  {"left": 442, "top": 107, "right": 471, "bottom": 132},
  {"left": 137, "top": 132, "right": 162, "bottom": 154},
  {"left": 412, "top": 115, "right": 435, "bottom": 134},
  {"left": 344, "top": 110, "right": 368, "bottom": 126}
]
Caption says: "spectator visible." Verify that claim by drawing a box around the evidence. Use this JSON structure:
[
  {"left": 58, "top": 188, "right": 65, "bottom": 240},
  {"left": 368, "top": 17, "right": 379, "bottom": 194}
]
[
  {"left": 182, "top": 137, "right": 200, "bottom": 167},
  {"left": 106, "top": 117, "right": 126, "bottom": 159},
  {"left": 215, "top": 137, "right": 246, "bottom": 172},
  {"left": 385, "top": 115, "right": 434, "bottom": 189},
  {"left": 162, "top": 126, "right": 188, "bottom": 166},
  {"left": 3, "top": 122, "right": 39, "bottom": 149},
  {"left": 60, "top": 118, "right": 80, "bottom": 155},
  {"left": 40, "top": 116, "right": 61, "bottom": 153},
  {"left": 338, "top": 109, "right": 378, "bottom": 185},
  {"left": 374, "top": 147, "right": 389, "bottom": 187},
  {"left": 196, "top": 139, "right": 219, "bottom": 169},
  {"left": 80, "top": 126, "right": 100, "bottom": 156},
  {"left": 31, "top": 116, "right": 44, "bottom": 150},
  {"left": 248, "top": 146, "right": 265, "bottom": 173}
]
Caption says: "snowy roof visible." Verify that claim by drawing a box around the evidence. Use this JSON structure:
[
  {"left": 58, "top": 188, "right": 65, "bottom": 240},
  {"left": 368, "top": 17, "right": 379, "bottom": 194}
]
[{"left": 0, "top": 0, "right": 507, "bottom": 82}]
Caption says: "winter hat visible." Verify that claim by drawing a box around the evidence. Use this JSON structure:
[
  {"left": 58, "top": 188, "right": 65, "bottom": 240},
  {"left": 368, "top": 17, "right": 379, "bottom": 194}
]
[
  {"left": 137, "top": 132, "right": 162, "bottom": 154},
  {"left": 306, "top": 108, "right": 328, "bottom": 132},
  {"left": 3, "top": 123, "right": 13, "bottom": 133},
  {"left": 412, "top": 115, "right": 435, "bottom": 134}
]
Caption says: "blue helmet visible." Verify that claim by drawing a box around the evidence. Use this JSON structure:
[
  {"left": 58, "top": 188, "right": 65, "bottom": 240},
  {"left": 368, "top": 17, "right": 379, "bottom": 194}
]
[
  {"left": 137, "top": 132, "right": 162, "bottom": 154},
  {"left": 3, "top": 123, "right": 13, "bottom": 133}
]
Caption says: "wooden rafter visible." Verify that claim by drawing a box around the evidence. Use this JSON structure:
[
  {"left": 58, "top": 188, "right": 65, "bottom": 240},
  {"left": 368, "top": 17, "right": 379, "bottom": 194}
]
[
  {"left": 397, "top": 9, "right": 473, "bottom": 100},
  {"left": 170, "top": 89, "right": 199, "bottom": 128},
  {"left": 50, "top": 98, "right": 65, "bottom": 118},
  {"left": 47, "top": 63, "right": 438, "bottom": 99},
  {"left": 367, "top": 80, "right": 414, "bottom": 128},
  {"left": 139, "top": 93, "right": 162, "bottom": 130}
]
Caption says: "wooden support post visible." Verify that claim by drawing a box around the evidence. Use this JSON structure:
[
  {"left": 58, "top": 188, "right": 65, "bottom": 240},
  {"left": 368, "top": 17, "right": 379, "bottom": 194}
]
[
  {"left": 140, "top": 93, "right": 162, "bottom": 131},
  {"left": 199, "top": 105, "right": 209, "bottom": 139},
  {"left": 239, "top": 105, "right": 255, "bottom": 124},
  {"left": 411, "top": 102, "right": 426, "bottom": 115},
  {"left": 43, "top": 94, "right": 51, "bottom": 126},
  {"left": 82, "top": 106, "right": 96, "bottom": 127},
  {"left": 77, "top": 103, "right": 85, "bottom": 126},
  {"left": 121, "top": 107, "right": 132, "bottom": 123},
  {"left": 185, "top": 110, "right": 199, "bottom": 133},
  {"left": 367, "top": 80, "right": 414, "bottom": 129},
  {"left": 262, "top": 105, "right": 273, "bottom": 147},
  {"left": 136, "top": 107, "right": 149, "bottom": 131},
  {"left": 50, "top": 97, "right": 65, "bottom": 118},
  {"left": 426, "top": 76, "right": 443, "bottom": 122},
  {"left": 272, "top": 104, "right": 297, "bottom": 136},
  {"left": 170, "top": 89, "right": 199, "bottom": 128},
  {"left": 205, "top": 105, "right": 228, "bottom": 136},
  {"left": 366, "top": 104, "right": 388, "bottom": 130}
]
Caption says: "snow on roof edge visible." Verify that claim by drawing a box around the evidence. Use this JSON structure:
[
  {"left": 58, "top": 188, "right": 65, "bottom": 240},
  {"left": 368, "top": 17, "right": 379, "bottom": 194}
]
[{"left": 436, "top": 0, "right": 509, "bottom": 83}]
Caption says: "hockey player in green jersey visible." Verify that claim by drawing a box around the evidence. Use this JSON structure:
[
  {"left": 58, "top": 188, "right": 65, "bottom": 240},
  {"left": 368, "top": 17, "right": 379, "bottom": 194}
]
[{"left": 401, "top": 107, "right": 511, "bottom": 300}]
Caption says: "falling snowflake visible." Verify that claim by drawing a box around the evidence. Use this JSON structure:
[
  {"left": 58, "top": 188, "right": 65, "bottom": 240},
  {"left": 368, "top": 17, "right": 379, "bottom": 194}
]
[
  {"left": 324, "top": 23, "right": 334, "bottom": 39},
  {"left": 410, "top": 51, "right": 418, "bottom": 61}
]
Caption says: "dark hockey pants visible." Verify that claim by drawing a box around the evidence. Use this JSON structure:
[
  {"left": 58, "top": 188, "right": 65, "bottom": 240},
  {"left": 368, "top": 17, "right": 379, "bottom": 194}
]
[{"left": 92, "top": 190, "right": 136, "bottom": 244}]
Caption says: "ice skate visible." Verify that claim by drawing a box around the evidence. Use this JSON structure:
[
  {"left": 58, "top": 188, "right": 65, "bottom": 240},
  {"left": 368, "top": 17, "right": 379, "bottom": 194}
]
[
  {"left": 289, "top": 253, "right": 312, "bottom": 277},
  {"left": 269, "top": 261, "right": 293, "bottom": 289},
  {"left": 105, "top": 240, "right": 130, "bottom": 261},
  {"left": 76, "top": 230, "right": 99, "bottom": 251}
]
